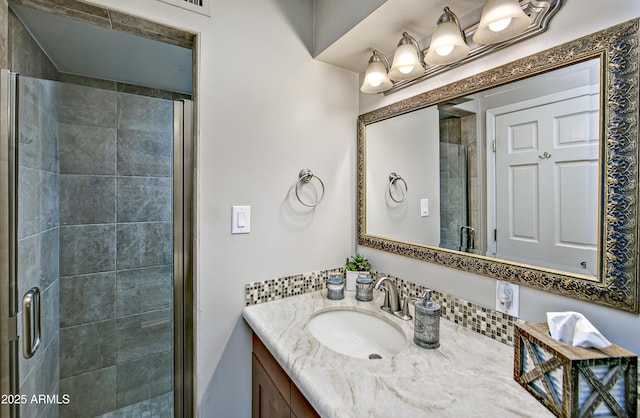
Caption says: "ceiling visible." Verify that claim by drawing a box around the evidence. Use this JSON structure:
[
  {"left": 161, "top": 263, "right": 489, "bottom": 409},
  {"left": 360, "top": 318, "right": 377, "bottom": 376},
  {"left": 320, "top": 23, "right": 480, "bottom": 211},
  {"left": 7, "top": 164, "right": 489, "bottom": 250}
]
[
  {"left": 10, "top": 0, "right": 484, "bottom": 92},
  {"left": 10, "top": 4, "right": 193, "bottom": 94},
  {"left": 314, "top": 0, "right": 485, "bottom": 73}
]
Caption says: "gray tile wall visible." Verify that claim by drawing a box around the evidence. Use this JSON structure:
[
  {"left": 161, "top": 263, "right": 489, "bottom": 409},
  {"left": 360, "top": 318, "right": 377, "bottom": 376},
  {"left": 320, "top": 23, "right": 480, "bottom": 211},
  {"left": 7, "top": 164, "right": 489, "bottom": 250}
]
[
  {"left": 17, "top": 76, "right": 61, "bottom": 418},
  {"left": 57, "top": 85, "right": 174, "bottom": 418}
]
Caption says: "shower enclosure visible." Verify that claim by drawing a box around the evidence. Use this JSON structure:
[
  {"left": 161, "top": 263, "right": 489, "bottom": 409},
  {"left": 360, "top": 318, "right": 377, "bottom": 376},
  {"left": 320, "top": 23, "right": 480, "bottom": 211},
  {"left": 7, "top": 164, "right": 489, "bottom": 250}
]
[
  {"left": 0, "top": 71, "right": 193, "bottom": 418},
  {"left": 438, "top": 110, "right": 478, "bottom": 254}
]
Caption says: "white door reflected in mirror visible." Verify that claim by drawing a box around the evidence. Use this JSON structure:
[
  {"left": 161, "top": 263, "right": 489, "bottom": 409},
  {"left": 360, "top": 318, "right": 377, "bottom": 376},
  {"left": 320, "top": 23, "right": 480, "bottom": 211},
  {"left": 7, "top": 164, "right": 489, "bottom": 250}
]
[{"left": 492, "top": 86, "right": 599, "bottom": 275}]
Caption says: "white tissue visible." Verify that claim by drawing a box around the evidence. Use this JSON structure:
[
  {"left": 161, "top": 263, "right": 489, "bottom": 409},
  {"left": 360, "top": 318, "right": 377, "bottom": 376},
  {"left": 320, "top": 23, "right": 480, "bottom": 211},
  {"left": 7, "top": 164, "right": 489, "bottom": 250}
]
[{"left": 546, "top": 311, "right": 611, "bottom": 349}]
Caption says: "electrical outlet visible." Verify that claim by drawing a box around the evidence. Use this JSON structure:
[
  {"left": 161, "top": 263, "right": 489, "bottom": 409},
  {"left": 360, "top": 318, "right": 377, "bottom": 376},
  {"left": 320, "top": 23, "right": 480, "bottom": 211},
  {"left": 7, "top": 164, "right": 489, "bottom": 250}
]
[{"left": 496, "top": 280, "right": 519, "bottom": 317}]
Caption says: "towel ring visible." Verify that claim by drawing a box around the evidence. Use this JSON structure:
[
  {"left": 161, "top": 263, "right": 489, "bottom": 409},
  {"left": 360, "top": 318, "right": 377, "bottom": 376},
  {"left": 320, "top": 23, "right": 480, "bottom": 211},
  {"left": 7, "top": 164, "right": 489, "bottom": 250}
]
[
  {"left": 295, "top": 169, "right": 325, "bottom": 207},
  {"left": 388, "top": 172, "right": 408, "bottom": 203}
]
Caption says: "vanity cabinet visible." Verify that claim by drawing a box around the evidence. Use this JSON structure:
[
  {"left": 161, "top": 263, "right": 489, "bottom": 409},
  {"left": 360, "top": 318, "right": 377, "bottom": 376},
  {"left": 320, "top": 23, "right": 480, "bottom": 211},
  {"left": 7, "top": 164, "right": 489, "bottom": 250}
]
[{"left": 252, "top": 333, "right": 319, "bottom": 418}]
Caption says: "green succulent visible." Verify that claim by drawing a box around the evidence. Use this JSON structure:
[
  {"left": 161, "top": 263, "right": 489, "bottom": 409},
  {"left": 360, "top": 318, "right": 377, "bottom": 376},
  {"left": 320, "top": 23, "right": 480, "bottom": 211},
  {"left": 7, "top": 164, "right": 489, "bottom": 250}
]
[{"left": 345, "top": 254, "right": 371, "bottom": 272}]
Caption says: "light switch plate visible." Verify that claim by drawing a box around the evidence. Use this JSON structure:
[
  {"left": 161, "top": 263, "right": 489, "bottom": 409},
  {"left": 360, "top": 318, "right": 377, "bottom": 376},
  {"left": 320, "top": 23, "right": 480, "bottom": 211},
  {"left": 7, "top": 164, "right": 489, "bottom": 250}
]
[
  {"left": 496, "top": 280, "right": 519, "bottom": 317},
  {"left": 420, "top": 198, "right": 429, "bottom": 217},
  {"left": 231, "top": 206, "right": 250, "bottom": 234}
]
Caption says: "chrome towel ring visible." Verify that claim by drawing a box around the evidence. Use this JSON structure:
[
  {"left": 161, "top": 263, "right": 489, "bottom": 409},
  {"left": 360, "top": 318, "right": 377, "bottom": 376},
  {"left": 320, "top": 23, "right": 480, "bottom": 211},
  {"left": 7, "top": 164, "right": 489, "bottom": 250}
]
[
  {"left": 388, "top": 172, "right": 408, "bottom": 203},
  {"left": 295, "top": 169, "right": 325, "bottom": 207}
]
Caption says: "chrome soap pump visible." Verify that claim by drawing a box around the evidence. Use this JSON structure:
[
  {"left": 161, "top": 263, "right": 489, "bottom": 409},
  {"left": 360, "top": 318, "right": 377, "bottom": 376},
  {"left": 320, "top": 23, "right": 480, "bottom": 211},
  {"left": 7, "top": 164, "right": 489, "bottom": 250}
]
[{"left": 413, "top": 289, "right": 440, "bottom": 349}]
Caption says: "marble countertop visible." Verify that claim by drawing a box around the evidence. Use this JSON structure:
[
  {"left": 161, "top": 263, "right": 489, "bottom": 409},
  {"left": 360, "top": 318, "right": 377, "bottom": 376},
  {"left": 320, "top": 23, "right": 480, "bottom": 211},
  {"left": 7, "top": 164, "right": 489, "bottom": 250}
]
[{"left": 242, "top": 290, "right": 553, "bottom": 418}]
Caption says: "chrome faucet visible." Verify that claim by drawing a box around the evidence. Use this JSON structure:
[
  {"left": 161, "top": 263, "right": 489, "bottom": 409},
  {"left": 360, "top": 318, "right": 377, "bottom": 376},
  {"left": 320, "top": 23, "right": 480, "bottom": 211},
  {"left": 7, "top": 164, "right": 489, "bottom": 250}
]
[
  {"left": 374, "top": 277, "right": 412, "bottom": 320},
  {"left": 375, "top": 277, "right": 400, "bottom": 313}
]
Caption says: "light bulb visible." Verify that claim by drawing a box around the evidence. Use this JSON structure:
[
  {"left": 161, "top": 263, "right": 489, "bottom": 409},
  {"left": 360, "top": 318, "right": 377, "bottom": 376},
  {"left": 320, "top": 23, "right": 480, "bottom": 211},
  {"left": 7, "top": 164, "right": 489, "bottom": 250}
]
[
  {"left": 424, "top": 7, "right": 470, "bottom": 66},
  {"left": 489, "top": 17, "right": 511, "bottom": 32},
  {"left": 399, "top": 65, "right": 414, "bottom": 74},
  {"left": 389, "top": 36, "right": 425, "bottom": 81},
  {"left": 361, "top": 56, "right": 393, "bottom": 93},
  {"left": 473, "top": 0, "right": 531, "bottom": 44},
  {"left": 436, "top": 45, "right": 454, "bottom": 56}
]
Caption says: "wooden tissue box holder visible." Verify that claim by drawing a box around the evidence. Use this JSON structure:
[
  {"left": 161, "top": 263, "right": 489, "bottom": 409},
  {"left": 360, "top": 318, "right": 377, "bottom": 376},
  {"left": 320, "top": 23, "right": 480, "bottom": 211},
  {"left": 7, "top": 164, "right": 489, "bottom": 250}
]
[{"left": 514, "top": 322, "right": 637, "bottom": 418}]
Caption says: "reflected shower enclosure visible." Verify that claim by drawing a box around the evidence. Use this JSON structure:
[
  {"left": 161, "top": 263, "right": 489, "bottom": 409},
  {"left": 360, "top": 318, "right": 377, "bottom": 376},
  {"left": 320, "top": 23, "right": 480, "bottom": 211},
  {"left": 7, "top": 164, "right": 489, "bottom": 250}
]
[
  {"left": 439, "top": 142, "right": 470, "bottom": 250},
  {"left": 439, "top": 113, "right": 477, "bottom": 253}
]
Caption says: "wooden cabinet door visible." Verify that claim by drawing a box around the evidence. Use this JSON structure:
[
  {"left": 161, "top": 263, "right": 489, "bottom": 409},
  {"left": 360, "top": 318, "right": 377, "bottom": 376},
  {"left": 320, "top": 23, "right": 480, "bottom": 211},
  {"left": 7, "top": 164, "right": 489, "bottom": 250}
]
[
  {"left": 290, "top": 384, "right": 320, "bottom": 418},
  {"left": 252, "top": 354, "right": 290, "bottom": 418},
  {"left": 252, "top": 333, "right": 319, "bottom": 418}
]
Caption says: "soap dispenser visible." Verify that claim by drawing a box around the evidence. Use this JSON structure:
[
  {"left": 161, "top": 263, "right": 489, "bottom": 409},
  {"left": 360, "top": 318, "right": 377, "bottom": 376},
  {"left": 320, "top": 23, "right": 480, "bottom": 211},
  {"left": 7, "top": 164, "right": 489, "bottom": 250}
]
[{"left": 413, "top": 290, "right": 441, "bottom": 349}]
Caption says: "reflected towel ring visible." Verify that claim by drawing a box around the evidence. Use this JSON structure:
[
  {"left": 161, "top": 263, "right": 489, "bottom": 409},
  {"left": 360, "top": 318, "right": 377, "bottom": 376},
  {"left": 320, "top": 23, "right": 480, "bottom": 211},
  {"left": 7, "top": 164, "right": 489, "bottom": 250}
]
[
  {"left": 388, "top": 172, "right": 408, "bottom": 203},
  {"left": 295, "top": 169, "right": 325, "bottom": 207}
]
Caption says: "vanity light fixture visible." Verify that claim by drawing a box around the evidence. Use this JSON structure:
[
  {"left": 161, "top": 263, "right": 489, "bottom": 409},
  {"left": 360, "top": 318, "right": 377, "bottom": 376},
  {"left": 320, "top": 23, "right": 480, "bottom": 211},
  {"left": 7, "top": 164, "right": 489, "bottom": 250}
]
[
  {"left": 473, "top": 0, "right": 532, "bottom": 44},
  {"left": 359, "top": 0, "right": 561, "bottom": 95},
  {"left": 424, "top": 7, "right": 470, "bottom": 66},
  {"left": 388, "top": 32, "right": 426, "bottom": 81},
  {"left": 360, "top": 50, "right": 393, "bottom": 93}
]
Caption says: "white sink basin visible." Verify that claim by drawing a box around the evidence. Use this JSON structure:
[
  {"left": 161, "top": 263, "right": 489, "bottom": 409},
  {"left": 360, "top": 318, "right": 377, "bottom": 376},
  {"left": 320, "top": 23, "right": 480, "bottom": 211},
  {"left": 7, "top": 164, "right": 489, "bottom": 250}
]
[{"left": 307, "top": 308, "right": 407, "bottom": 359}]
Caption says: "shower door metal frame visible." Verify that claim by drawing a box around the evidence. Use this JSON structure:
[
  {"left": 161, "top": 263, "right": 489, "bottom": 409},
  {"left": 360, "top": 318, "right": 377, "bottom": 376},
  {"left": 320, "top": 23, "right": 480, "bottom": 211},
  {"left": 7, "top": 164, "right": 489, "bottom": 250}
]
[
  {"left": 0, "top": 69, "right": 19, "bottom": 418},
  {"left": 173, "top": 99, "right": 195, "bottom": 418}
]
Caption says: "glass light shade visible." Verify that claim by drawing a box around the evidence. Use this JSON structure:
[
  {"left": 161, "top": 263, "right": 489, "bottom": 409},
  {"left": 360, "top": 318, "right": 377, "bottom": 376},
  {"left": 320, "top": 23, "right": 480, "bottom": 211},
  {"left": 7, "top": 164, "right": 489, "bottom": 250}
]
[
  {"left": 472, "top": 0, "right": 531, "bottom": 45},
  {"left": 360, "top": 60, "right": 393, "bottom": 93},
  {"left": 424, "top": 19, "right": 470, "bottom": 66},
  {"left": 388, "top": 43, "right": 425, "bottom": 81}
]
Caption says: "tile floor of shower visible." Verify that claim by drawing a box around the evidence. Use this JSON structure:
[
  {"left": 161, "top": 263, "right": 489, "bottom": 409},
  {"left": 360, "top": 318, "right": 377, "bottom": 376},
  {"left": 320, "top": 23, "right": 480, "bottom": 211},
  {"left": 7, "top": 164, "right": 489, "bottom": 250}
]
[{"left": 96, "top": 392, "right": 173, "bottom": 418}]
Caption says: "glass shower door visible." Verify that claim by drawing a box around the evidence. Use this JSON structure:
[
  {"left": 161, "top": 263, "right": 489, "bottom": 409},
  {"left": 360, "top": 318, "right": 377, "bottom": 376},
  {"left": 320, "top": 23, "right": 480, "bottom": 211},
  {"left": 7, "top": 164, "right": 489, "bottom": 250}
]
[
  {"left": 2, "top": 70, "right": 184, "bottom": 418},
  {"left": 439, "top": 142, "right": 471, "bottom": 251},
  {"left": 15, "top": 73, "right": 62, "bottom": 418}
]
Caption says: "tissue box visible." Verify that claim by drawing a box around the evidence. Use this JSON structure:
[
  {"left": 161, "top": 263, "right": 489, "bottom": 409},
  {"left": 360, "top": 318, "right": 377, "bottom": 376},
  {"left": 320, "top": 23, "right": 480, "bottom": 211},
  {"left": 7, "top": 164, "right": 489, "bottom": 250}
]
[{"left": 514, "top": 322, "right": 637, "bottom": 418}]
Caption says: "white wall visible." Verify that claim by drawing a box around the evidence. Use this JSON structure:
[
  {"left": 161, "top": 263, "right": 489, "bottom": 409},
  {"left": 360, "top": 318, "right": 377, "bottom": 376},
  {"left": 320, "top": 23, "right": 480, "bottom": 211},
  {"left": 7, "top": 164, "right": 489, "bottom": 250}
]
[
  {"left": 196, "top": 2, "right": 357, "bottom": 415},
  {"left": 358, "top": 0, "right": 640, "bottom": 355},
  {"left": 86, "top": 0, "right": 358, "bottom": 416}
]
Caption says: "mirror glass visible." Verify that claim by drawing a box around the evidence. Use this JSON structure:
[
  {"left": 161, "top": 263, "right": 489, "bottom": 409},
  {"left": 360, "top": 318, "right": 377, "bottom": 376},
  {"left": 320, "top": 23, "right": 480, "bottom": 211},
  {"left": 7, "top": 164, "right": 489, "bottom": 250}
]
[
  {"left": 365, "top": 59, "right": 600, "bottom": 278},
  {"left": 357, "top": 19, "right": 639, "bottom": 313}
]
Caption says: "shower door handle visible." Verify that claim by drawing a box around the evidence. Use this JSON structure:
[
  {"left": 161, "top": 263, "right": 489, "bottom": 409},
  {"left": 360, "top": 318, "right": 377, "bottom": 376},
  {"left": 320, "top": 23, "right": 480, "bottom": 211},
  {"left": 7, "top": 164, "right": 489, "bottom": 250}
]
[{"left": 22, "top": 287, "right": 41, "bottom": 359}]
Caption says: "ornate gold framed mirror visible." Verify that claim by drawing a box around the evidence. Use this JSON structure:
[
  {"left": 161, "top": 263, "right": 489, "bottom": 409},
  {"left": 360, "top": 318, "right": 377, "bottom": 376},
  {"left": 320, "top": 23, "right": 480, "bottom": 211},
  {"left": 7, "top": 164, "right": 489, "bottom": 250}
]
[{"left": 358, "top": 19, "right": 639, "bottom": 313}]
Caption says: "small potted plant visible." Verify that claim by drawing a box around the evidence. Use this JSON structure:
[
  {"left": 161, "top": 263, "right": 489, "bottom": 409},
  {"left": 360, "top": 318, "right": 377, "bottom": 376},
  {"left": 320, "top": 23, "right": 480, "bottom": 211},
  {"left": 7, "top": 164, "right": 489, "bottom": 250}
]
[{"left": 345, "top": 254, "right": 371, "bottom": 291}]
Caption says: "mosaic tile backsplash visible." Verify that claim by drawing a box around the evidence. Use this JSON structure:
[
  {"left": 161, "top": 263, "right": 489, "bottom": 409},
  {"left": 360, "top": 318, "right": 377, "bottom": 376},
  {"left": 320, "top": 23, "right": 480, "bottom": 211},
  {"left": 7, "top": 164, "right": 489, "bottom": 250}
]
[
  {"left": 245, "top": 269, "right": 517, "bottom": 346},
  {"left": 245, "top": 268, "right": 342, "bottom": 305}
]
